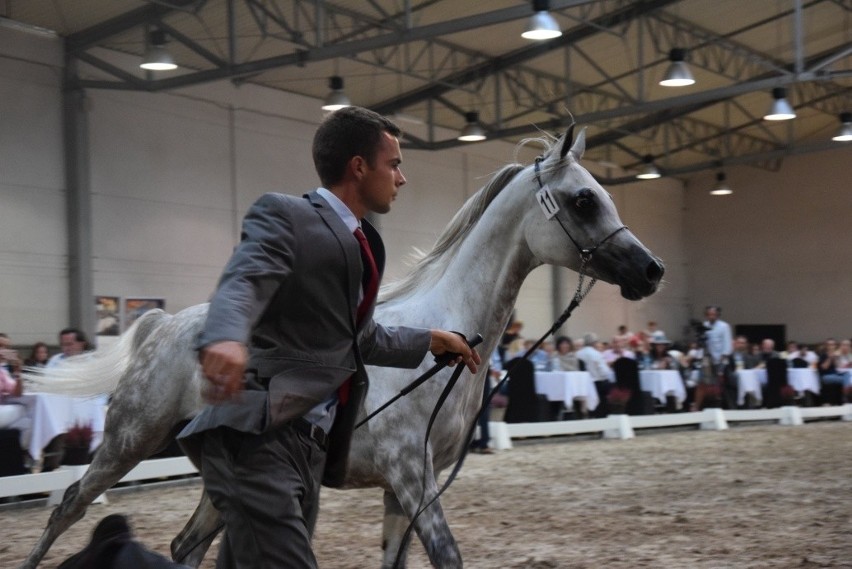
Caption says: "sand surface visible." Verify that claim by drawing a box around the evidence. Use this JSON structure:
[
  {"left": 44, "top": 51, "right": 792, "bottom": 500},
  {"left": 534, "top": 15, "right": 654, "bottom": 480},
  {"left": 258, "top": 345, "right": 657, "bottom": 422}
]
[{"left": 3, "top": 421, "right": 851, "bottom": 568}]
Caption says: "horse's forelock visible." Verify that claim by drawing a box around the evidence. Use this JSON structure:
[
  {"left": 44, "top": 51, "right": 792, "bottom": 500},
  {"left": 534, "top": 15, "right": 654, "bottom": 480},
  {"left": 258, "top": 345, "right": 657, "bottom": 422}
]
[{"left": 381, "top": 162, "right": 525, "bottom": 302}]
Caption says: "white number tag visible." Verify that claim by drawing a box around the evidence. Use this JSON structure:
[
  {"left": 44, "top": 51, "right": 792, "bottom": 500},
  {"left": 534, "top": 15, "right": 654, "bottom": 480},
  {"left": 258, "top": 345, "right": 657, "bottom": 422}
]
[{"left": 536, "top": 185, "right": 560, "bottom": 220}]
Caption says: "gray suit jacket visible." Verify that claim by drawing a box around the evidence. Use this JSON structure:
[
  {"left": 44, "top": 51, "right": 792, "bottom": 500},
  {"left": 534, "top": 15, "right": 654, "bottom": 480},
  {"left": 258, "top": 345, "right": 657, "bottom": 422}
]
[{"left": 179, "top": 192, "right": 430, "bottom": 470}]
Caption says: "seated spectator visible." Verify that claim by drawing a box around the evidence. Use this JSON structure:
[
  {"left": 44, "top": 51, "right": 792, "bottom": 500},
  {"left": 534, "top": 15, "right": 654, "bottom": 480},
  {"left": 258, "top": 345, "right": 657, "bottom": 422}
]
[
  {"left": 0, "top": 333, "right": 21, "bottom": 378},
  {"left": 498, "top": 320, "right": 523, "bottom": 366},
  {"left": 24, "top": 342, "right": 50, "bottom": 368},
  {"left": 523, "top": 339, "right": 553, "bottom": 371},
  {"left": 786, "top": 341, "right": 818, "bottom": 368},
  {"left": 551, "top": 336, "right": 581, "bottom": 371},
  {"left": 603, "top": 337, "right": 635, "bottom": 366},
  {"left": 729, "top": 336, "right": 760, "bottom": 371},
  {"left": 819, "top": 338, "right": 851, "bottom": 388},
  {"left": 47, "top": 328, "right": 89, "bottom": 367},
  {"left": 755, "top": 339, "right": 781, "bottom": 367},
  {"left": 0, "top": 365, "right": 25, "bottom": 428},
  {"left": 613, "top": 325, "right": 632, "bottom": 345},
  {"left": 647, "top": 332, "right": 677, "bottom": 370},
  {"left": 836, "top": 339, "right": 851, "bottom": 370}
]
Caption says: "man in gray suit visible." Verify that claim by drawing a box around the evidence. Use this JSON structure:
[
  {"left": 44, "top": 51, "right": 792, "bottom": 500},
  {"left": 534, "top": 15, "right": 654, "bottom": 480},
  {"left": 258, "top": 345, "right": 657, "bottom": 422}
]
[{"left": 178, "top": 106, "right": 479, "bottom": 568}]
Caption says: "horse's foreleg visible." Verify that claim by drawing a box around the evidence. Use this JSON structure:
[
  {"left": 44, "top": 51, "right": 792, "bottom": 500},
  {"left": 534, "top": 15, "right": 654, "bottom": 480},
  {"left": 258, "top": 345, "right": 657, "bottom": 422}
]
[
  {"left": 382, "top": 460, "right": 462, "bottom": 569},
  {"left": 171, "top": 488, "right": 223, "bottom": 567}
]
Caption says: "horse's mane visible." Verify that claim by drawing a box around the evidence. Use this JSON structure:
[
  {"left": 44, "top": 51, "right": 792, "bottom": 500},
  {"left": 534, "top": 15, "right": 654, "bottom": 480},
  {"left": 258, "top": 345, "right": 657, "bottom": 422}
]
[{"left": 380, "top": 162, "right": 525, "bottom": 302}]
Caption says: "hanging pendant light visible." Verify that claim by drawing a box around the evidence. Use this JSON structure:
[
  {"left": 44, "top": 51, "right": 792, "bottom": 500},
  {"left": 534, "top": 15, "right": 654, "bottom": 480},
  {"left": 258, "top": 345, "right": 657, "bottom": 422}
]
[
  {"left": 458, "top": 111, "right": 486, "bottom": 142},
  {"left": 709, "top": 172, "right": 733, "bottom": 195},
  {"left": 140, "top": 29, "right": 177, "bottom": 71},
  {"left": 521, "top": 0, "right": 562, "bottom": 40},
  {"left": 659, "top": 48, "right": 695, "bottom": 87},
  {"left": 831, "top": 112, "right": 852, "bottom": 142},
  {"left": 635, "top": 155, "right": 661, "bottom": 179},
  {"left": 321, "top": 76, "right": 351, "bottom": 111},
  {"left": 763, "top": 87, "right": 796, "bottom": 121}
]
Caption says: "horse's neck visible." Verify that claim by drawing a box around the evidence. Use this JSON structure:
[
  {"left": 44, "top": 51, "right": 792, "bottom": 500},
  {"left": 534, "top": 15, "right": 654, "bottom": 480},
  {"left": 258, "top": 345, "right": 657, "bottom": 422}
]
[{"left": 392, "top": 183, "right": 540, "bottom": 351}]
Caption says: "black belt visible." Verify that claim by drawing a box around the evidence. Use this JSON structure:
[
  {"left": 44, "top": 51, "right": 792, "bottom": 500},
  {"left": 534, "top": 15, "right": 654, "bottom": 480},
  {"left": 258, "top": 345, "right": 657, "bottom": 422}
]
[{"left": 292, "top": 418, "right": 329, "bottom": 450}]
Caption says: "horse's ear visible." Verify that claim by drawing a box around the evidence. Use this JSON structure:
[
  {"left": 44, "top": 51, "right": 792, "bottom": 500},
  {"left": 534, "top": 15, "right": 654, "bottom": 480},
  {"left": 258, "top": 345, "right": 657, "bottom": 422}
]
[
  {"left": 567, "top": 127, "right": 586, "bottom": 161},
  {"left": 559, "top": 124, "right": 576, "bottom": 160}
]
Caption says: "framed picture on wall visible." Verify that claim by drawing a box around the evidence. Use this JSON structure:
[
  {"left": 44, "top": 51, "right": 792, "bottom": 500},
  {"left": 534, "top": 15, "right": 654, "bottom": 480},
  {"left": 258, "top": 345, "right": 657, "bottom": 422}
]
[
  {"left": 124, "top": 297, "right": 166, "bottom": 331},
  {"left": 95, "top": 295, "right": 121, "bottom": 336}
]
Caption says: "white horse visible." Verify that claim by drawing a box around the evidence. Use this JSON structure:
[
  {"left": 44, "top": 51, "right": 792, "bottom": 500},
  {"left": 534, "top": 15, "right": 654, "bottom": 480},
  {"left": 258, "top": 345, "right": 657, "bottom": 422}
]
[{"left": 20, "top": 127, "right": 663, "bottom": 568}]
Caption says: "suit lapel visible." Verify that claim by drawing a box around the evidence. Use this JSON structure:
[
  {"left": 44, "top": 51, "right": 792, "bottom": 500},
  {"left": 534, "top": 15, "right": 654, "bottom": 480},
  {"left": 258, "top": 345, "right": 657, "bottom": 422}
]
[{"left": 305, "top": 191, "right": 361, "bottom": 326}]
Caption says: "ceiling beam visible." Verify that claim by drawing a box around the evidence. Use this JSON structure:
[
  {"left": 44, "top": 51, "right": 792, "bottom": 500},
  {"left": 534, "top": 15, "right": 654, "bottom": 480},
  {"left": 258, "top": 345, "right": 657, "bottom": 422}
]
[{"left": 372, "top": 0, "right": 680, "bottom": 115}]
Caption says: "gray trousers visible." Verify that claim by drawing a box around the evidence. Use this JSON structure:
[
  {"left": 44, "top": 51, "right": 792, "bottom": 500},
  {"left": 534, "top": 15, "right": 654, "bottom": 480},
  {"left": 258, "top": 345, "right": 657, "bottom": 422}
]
[{"left": 200, "top": 424, "right": 327, "bottom": 569}]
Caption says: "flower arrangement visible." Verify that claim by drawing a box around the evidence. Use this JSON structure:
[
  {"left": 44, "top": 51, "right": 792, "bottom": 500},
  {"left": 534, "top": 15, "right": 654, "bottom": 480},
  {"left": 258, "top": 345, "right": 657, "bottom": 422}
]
[
  {"left": 780, "top": 385, "right": 797, "bottom": 405},
  {"left": 61, "top": 421, "right": 94, "bottom": 465},
  {"left": 65, "top": 421, "right": 93, "bottom": 448},
  {"left": 606, "top": 387, "right": 632, "bottom": 414}
]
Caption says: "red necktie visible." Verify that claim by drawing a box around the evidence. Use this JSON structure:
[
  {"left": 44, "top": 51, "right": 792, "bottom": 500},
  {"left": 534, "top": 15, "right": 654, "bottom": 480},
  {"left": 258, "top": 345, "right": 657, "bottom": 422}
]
[
  {"left": 353, "top": 227, "right": 379, "bottom": 326},
  {"left": 340, "top": 228, "right": 380, "bottom": 407}
]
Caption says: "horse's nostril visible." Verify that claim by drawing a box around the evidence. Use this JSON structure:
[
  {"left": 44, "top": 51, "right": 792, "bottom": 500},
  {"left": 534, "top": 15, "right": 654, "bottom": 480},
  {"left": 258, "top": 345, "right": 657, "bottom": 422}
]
[{"left": 646, "top": 259, "right": 664, "bottom": 282}]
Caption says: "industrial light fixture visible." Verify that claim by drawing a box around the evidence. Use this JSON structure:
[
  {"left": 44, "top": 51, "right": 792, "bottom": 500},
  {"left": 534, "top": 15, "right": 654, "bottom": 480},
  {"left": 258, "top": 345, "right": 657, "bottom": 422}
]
[
  {"left": 709, "top": 172, "right": 733, "bottom": 196},
  {"left": 635, "top": 155, "right": 661, "bottom": 180},
  {"left": 521, "top": 0, "right": 562, "bottom": 40},
  {"left": 321, "top": 76, "right": 351, "bottom": 111},
  {"left": 763, "top": 87, "right": 796, "bottom": 121},
  {"left": 457, "top": 111, "right": 486, "bottom": 142},
  {"left": 140, "top": 29, "right": 177, "bottom": 71},
  {"left": 831, "top": 112, "right": 852, "bottom": 142},
  {"left": 659, "top": 48, "right": 695, "bottom": 87}
]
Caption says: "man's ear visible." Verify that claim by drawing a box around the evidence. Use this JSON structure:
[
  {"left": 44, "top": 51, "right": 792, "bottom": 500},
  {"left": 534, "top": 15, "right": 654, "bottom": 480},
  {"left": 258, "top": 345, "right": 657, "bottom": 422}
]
[{"left": 349, "top": 155, "right": 367, "bottom": 180}]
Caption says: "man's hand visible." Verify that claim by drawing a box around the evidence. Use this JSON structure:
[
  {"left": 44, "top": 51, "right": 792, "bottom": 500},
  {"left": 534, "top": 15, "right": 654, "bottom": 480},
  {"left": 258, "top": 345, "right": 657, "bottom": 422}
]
[
  {"left": 199, "top": 341, "right": 248, "bottom": 403},
  {"left": 429, "top": 330, "right": 481, "bottom": 374}
]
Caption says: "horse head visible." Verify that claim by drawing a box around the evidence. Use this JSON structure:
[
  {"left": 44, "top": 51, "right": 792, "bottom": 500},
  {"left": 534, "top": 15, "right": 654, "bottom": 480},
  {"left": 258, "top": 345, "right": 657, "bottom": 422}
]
[{"left": 520, "top": 126, "right": 664, "bottom": 300}]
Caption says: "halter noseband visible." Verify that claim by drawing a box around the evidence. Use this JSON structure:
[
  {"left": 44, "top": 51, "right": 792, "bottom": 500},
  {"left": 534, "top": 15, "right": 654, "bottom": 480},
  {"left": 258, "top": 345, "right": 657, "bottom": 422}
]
[{"left": 534, "top": 156, "right": 627, "bottom": 263}]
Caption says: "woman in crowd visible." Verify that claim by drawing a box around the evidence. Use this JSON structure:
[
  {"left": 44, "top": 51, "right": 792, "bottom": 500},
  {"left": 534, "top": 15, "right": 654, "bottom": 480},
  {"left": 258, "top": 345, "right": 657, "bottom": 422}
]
[
  {"left": 551, "top": 336, "right": 581, "bottom": 371},
  {"left": 24, "top": 342, "right": 50, "bottom": 368}
]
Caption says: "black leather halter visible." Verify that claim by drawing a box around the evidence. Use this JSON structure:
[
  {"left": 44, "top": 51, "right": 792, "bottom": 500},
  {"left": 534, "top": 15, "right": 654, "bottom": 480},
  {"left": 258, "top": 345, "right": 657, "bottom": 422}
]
[{"left": 534, "top": 156, "right": 627, "bottom": 263}]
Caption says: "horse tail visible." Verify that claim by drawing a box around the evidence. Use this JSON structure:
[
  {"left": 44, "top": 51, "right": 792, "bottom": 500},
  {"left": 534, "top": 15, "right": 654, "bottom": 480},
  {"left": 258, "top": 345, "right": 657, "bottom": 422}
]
[{"left": 22, "top": 309, "right": 172, "bottom": 397}]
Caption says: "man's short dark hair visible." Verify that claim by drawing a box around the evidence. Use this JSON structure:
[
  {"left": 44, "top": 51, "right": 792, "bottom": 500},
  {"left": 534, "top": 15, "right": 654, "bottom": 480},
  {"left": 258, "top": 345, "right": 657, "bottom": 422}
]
[
  {"left": 59, "top": 327, "right": 88, "bottom": 344},
  {"left": 312, "top": 106, "right": 401, "bottom": 188}
]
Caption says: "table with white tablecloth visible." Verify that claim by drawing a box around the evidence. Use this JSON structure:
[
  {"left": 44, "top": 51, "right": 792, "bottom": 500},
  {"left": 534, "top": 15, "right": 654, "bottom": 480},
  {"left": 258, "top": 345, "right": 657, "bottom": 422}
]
[
  {"left": 5, "top": 392, "right": 107, "bottom": 461},
  {"left": 639, "top": 369, "right": 686, "bottom": 407},
  {"left": 535, "top": 371, "right": 600, "bottom": 411},
  {"left": 736, "top": 367, "right": 820, "bottom": 403},
  {"left": 735, "top": 369, "right": 764, "bottom": 406}
]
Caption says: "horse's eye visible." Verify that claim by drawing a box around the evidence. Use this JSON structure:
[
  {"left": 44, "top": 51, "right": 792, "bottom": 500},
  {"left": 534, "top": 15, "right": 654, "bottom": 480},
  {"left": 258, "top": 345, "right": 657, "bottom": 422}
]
[{"left": 574, "top": 188, "right": 595, "bottom": 211}]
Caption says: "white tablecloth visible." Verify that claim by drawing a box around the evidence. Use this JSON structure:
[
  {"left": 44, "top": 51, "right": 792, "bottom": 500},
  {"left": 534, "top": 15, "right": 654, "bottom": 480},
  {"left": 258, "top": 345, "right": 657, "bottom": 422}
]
[
  {"left": 535, "top": 371, "right": 599, "bottom": 411},
  {"left": 738, "top": 367, "right": 821, "bottom": 396},
  {"left": 639, "top": 369, "right": 686, "bottom": 406},
  {"left": 736, "top": 369, "right": 764, "bottom": 406},
  {"left": 6, "top": 393, "right": 107, "bottom": 460}
]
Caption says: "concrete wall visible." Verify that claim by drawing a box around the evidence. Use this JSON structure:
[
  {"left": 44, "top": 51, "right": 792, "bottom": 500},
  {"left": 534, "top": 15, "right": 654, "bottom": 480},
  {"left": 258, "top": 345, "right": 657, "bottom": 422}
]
[
  {"left": 684, "top": 149, "right": 851, "bottom": 345},
  {"left": 7, "top": 27, "right": 825, "bottom": 353}
]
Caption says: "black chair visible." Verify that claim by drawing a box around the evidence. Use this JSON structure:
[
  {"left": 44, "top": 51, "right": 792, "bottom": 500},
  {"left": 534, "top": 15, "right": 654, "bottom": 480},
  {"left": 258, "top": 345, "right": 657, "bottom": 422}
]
[
  {"left": 503, "top": 358, "right": 552, "bottom": 423},
  {"left": 764, "top": 357, "right": 789, "bottom": 408},
  {"left": 612, "top": 357, "right": 655, "bottom": 415},
  {"left": 0, "top": 428, "right": 29, "bottom": 477},
  {"left": 791, "top": 358, "right": 809, "bottom": 369}
]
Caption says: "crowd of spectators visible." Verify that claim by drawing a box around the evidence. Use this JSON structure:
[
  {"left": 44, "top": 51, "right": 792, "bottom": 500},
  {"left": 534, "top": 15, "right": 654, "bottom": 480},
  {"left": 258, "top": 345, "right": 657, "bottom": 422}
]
[{"left": 492, "top": 307, "right": 852, "bottom": 418}]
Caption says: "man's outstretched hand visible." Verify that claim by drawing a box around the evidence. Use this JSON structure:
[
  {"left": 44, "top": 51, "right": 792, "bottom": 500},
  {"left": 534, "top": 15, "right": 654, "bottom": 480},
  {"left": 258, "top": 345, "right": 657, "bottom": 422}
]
[{"left": 429, "top": 330, "right": 481, "bottom": 374}]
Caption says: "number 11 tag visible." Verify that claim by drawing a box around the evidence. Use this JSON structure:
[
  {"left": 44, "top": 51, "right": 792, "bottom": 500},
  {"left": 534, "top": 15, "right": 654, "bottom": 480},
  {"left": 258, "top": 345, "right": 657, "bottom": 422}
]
[{"left": 536, "top": 185, "right": 560, "bottom": 220}]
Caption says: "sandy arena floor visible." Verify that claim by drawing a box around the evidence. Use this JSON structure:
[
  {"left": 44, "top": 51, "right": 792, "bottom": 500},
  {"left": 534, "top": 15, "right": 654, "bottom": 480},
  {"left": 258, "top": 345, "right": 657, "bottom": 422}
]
[{"left": 3, "top": 420, "right": 851, "bottom": 568}]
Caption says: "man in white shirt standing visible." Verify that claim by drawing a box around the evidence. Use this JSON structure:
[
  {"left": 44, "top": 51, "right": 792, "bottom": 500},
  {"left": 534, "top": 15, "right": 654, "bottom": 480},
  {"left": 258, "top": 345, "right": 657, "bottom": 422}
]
[{"left": 693, "top": 305, "right": 732, "bottom": 410}]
